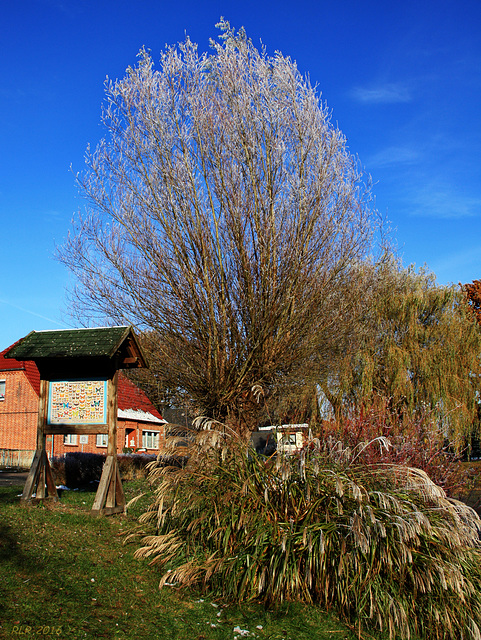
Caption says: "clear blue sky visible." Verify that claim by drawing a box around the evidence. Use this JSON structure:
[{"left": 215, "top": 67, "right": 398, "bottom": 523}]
[{"left": 1, "top": 0, "right": 480, "bottom": 350}]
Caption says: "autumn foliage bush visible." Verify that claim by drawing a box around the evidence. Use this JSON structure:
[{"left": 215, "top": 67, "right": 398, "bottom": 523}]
[{"left": 319, "top": 404, "right": 472, "bottom": 498}]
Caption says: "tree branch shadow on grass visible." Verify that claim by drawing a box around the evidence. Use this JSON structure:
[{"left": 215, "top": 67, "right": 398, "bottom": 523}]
[
  {"left": 0, "top": 522, "right": 27, "bottom": 565},
  {"left": 0, "top": 488, "right": 45, "bottom": 575},
  {"left": 0, "top": 518, "right": 43, "bottom": 621},
  {"left": 0, "top": 484, "right": 23, "bottom": 505}
]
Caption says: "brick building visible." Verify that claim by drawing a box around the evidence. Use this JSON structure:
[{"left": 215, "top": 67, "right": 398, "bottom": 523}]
[{"left": 0, "top": 340, "right": 166, "bottom": 465}]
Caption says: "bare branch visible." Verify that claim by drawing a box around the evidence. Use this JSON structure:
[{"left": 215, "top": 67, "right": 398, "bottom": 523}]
[{"left": 60, "top": 24, "right": 380, "bottom": 433}]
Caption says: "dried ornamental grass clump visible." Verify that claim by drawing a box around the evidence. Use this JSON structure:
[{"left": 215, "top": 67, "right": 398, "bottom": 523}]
[{"left": 128, "top": 423, "right": 481, "bottom": 640}]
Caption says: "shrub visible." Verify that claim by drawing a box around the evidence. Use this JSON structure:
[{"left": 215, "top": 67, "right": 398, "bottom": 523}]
[
  {"left": 51, "top": 452, "right": 105, "bottom": 488},
  {"left": 319, "top": 404, "right": 473, "bottom": 498},
  {"left": 118, "top": 453, "right": 157, "bottom": 481},
  {"left": 51, "top": 452, "right": 156, "bottom": 488},
  {"left": 130, "top": 424, "right": 481, "bottom": 640}
]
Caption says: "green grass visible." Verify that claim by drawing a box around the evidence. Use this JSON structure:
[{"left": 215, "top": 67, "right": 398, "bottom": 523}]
[{"left": 0, "top": 481, "right": 356, "bottom": 640}]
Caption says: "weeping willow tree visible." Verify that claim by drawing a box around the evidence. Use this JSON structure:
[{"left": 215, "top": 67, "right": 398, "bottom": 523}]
[
  {"left": 320, "top": 261, "right": 481, "bottom": 443},
  {"left": 60, "top": 21, "right": 379, "bottom": 435}
]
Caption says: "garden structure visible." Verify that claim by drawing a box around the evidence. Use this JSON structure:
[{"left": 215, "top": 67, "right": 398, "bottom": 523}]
[{"left": 4, "top": 326, "right": 147, "bottom": 515}]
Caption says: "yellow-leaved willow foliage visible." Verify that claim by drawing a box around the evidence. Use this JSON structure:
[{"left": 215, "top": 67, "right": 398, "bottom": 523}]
[{"left": 324, "top": 263, "right": 481, "bottom": 444}]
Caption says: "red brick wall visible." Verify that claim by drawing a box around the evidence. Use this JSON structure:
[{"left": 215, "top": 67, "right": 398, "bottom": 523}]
[{"left": 0, "top": 370, "right": 38, "bottom": 450}]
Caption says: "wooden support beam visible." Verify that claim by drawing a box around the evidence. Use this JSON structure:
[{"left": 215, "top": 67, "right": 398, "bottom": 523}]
[
  {"left": 91, "top": 372, "right": 125, "bottom": 516},
  {"left": 45, "top": 424, "right": 109, "bottom": 435},
  {"left": 91, "top": 455, "right": 125, "bottom": 516},
  {"left": 21, "top": 449, "right": 59, "bottom": 503},
  {"left": 21, "top": 379, "right": 59, "bottom": 504},
  {"left": 44, "top": 451, "right": 58, "bottom": 498},
  {"left": 22, "top": 449, "right": 42, "bottom": 501}
]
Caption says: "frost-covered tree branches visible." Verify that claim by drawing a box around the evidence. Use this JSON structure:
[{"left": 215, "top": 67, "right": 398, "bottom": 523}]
[{"left": 61, "top": 21, "right": 379, "bottom": 432}]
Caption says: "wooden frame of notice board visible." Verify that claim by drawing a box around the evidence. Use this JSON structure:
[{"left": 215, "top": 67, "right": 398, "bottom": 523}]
[{"left": 5, "top": 326, "right": 147, "bottom": 516}]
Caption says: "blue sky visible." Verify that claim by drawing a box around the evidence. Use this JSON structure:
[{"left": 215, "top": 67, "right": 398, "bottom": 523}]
[{"left": 1, "top": 0, "right": 480, "bottom": 350}]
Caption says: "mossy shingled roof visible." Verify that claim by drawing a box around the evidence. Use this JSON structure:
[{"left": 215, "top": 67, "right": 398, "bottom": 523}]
[{"left": 5, "top": 326, "right": 136, "bottom": 360}]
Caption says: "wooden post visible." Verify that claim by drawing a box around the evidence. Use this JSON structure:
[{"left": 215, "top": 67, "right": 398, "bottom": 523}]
[
  {"left": 22, "top": 379, "right": 58, "bottom": 503},
  {"left": 92, "top": 372, "right": 126, "bottom": 516}
]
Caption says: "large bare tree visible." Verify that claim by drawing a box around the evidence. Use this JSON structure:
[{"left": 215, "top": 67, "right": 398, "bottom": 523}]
[{"left": 61, "top": 21, "right": 379, "bottom": 434}]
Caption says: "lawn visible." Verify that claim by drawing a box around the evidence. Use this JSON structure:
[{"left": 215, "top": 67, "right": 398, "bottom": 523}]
[{"left": 0, "top": 480, "right": 357, "bottom": 640}]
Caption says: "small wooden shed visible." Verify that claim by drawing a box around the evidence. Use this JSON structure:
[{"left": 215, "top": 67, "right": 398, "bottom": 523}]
[{"left": 4, "top": 326, "right": 147, "bottom": 515}]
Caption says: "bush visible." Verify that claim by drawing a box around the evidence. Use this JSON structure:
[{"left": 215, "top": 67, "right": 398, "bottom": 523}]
[
  {"left": 51, "top": 452, "right": 156, "bottom": 488},
  {"left": 51, "top": 452, "right": 104, "bottom": 488},
  {"left": 118, "top": 453, "right": 157, "bottom": 481},
  {"left": 319, "top": 405, "right": 473, "bottom": 498},
  {"left": 130, "top": 424, "right": 481, "bottom": 640}
]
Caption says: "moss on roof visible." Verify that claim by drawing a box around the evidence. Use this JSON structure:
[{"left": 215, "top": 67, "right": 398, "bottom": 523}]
[{"left": 5, "top": 327, "right": 135, "bottom": 360}]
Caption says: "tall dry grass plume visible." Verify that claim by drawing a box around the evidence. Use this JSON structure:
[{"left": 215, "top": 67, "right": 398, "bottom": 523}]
[{"left": 128, "top": 421, "right": 481, "bottom": 640}]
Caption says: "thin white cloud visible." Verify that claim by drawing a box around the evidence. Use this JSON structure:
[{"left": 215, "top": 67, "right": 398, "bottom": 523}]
[
  {"left": 0, "top": 298, "right": 69, "bottom": 328},
  {"left": 351, "top": 82, "right": 412, "bottom": 104},
  {"left": 44, "top": 209, "right": 64, "bottom": 221},
  {"left": 42, "top": 0, "right": 80, "bottom": 17},
  {"left": 409, "top": 187, "right": 481, "bottom": 219},
  {"left": 368, "top": 146, "right": 421, "bottom": 168}
]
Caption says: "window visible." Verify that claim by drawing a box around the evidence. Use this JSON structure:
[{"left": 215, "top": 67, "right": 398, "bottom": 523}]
[
  {"left": 280, "top": 433, "right": 297, "bottom": 446},
  {"left": 0, "top": 380, "right": 5, "bottom": 401},
  {"left": 125, "top": 430, "right": 136, "bottom": 449},
  {"left": 64, "top": 434, "right": 77, "bottom": 446},
  {"left": 96, "top": 434, "right": 108, "bottom": 448},
  {"left": 142, "top": 430, "right": 160, "bottom": 449}
]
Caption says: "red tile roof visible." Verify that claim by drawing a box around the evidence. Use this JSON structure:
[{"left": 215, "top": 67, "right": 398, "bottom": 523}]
[
  {"left": 117, "top": 374, "right": 163, "bottom": 420},
  {"left": 0, "top": 342, "right": 41, "bottom": 395},
  {"left": 0, "top": 342, "right": 163, "bottom": 421}
]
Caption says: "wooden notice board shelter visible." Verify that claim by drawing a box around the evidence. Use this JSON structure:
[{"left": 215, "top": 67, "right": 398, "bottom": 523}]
[{"left": 4, "top": 326, "right": 147, "bottom": 515}]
